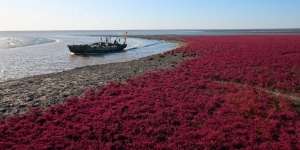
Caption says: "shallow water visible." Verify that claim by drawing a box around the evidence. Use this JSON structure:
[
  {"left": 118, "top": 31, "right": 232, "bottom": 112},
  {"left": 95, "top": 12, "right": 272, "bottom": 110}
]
[{"left": 0, "top": 31, "right": 177, "bottom": 82}]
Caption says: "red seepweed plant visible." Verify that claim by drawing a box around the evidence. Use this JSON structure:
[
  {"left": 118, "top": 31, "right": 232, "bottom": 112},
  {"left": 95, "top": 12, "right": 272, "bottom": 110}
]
[{"left": 1, "top": 35, "right": 300, "bottom": 149}]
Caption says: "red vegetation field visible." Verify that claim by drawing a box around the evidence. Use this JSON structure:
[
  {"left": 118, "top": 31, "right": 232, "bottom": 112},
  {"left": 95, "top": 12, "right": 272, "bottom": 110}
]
[{"left": 1, "top": 35, "right": 300, "bottom": 149}]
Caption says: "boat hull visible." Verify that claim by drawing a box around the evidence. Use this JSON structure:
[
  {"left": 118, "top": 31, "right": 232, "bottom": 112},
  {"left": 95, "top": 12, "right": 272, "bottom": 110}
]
[{"left": 68, "top": 44, "right": 127, "bottom": 55}]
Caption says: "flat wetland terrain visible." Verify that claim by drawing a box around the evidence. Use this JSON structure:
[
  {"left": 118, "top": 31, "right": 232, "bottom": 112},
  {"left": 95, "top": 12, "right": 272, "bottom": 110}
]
[
  {"left": 0, "top": 39, "right": 186, "bottom": 118},
  {"left": 1, "top": 35, "right": 300, "bottom": 149}
]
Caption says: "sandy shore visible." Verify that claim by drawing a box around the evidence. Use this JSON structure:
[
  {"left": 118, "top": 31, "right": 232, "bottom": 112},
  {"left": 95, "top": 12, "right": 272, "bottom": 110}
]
[{"left": 0, "top": 37, "right": 186, "bottom": 118}]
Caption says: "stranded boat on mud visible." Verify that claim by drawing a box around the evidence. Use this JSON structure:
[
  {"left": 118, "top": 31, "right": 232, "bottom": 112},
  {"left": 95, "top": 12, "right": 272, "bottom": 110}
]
[{"left": 68, "top": 32, "right": 128, "bottom": 55}]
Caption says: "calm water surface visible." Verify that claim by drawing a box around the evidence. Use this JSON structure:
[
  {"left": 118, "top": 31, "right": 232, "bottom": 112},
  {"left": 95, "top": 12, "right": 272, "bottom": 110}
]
[{"left": 0, "top": 31, "right": 179, "bottom": 82}]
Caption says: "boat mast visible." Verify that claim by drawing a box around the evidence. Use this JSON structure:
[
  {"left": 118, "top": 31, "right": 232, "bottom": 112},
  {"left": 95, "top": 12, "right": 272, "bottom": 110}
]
[{"left": 124, "top": 32, "right": 128, "bottom": 44}]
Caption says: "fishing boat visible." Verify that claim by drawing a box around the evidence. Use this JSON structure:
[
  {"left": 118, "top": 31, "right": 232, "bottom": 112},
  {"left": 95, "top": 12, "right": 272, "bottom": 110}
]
[{"left": 68, "top": 32, "right": 128, "bottom": 55}]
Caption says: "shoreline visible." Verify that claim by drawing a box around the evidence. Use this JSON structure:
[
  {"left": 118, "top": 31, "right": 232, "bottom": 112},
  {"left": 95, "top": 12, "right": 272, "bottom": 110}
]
[
  {"left": 0, "top": 36, "right": 186, "bottom": 118},
  {"left": 0, "top": 36, "right": 184, "bottom": 84},
  {"left": 0, "top": 36, "right": 179, "bottom": 83}
]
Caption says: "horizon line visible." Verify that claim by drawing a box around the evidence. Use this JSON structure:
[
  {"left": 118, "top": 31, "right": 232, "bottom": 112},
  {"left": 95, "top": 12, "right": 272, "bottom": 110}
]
[{"left": 1, "top": 28, "right": 300, "bottom": 32}]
